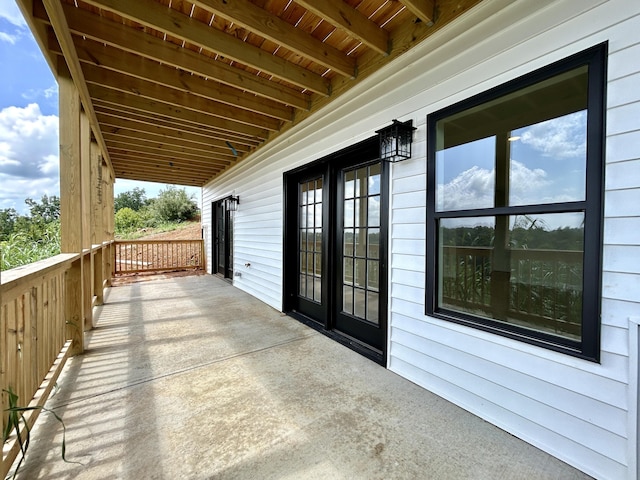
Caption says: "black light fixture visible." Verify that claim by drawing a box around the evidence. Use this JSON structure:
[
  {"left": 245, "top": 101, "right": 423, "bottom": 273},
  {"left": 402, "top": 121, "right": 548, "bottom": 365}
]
[
  {"left": 376, "top": 119, "right": 417, "bottom": 162},
  {"left": 227, "top": 195, "right": 240, "bottom": 212}
]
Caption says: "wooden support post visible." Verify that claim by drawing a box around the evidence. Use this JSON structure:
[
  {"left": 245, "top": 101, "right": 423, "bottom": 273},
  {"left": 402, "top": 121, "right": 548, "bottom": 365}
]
[
  {"left": 93, "top": 248, "right": 104, "bottom": 308},
  {"left": 58, "top": 59, "right": 84, "bottom": 355},
  {"left": 58, "top": 59, "right": 82, "bottom": 255},
  {"left": 80, "top": 112, "right": 93, "bottom": 331},
  {"left": 83, "top": 253, "right": 92, "bottom": 332},
  {"left": 65, "top": 260, "right": 83, "bottom": 355}
]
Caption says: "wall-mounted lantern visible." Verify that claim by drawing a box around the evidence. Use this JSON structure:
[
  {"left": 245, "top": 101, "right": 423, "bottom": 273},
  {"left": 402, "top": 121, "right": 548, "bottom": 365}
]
[
  {"left": 226, "top": 195, "right": 240, "bottom": 212},
  {"left": 375, "top": 119, "right": 417, "bottom": 162}
]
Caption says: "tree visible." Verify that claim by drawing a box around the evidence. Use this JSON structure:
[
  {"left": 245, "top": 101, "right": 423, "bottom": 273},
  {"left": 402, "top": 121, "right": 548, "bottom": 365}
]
[
  {"left": 115, "top": 187, "right": 147, "bottom": 212},
  {"left": 152, "top": 186, "right": 199, "bottom": 222},
  {"left": 0, "top": 208, "right": 18, "bottom": 241},
  {"left": 114, "top": 207, "right": 143, "bottom": 232},
  {"left": 25, "top": 195, "right": 60, "bottom": 223}
]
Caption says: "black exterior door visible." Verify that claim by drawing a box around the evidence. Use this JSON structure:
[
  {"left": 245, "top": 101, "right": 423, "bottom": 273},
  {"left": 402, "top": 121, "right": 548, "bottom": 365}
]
[
  {"left": 334, "top": 160, "right": 386, "bottom": 351},
  {"left": 284, "top": 164, "right": 329, "bottom": 324},
  {"left": 212, "top": 199, "right": 234, "bottom": 279},
  {"left": 283, "top": 137, "right": 388, "bottom": 361}
]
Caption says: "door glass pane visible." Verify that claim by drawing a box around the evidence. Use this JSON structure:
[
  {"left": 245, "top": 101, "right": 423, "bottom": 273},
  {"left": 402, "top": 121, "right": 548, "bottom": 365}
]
[
  {"left": 368, "top": 228, "right": 380, "bottom": 259},
  {"left": 343, "top": 285, "right": 353, "bottom": 314},
  {"left": 367, "top": 292, "right": 379, "bottom": 324},
  {"left": 344, "top": 199, "right": 354, "bottom": 228},
  {"left": 369, "top": 163, "right": 381, "bottom": 195},
  {"left": 345, "top": 170, "right": 355, "bottom": 199},
  {"left": 355, "top": 228, "right": 366, "bottom": 257},
  {"left": 341, "top": 162, "right": 382, "bottom": 323},
  {"left": 344, "top": 228, "right": 354, "bottom": 256},
  {"left": 299, "top": 178, "right": 323, "bottom": 303},
  {"left": 344, "top": 257, "right": 353, "bottom": 285},
  {"left": 356, "top": 166, "right": 368, "bottom": 197},
  {"left": 354, "top": 288, "right": 366, "bottom": 318},
  {"left": 367, "top": 260, "right": 379, "bottom": 290},
  {"left": 368, "top": 196, "right": 380, "bottom": 227},
  {"left": 354, "top": 258, "right": 366, "bottom": 288}
]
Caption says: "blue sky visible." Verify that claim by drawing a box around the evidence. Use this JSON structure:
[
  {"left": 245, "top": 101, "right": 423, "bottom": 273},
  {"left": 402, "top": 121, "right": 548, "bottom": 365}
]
[{"left": 0, "top": 1, "right": 200, "bottom": 214}]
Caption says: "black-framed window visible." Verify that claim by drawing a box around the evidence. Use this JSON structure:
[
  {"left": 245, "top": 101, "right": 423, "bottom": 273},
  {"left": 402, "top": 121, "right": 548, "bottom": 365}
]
[{"left": 426, "top": 43, "right": 607, "bottom": 361}]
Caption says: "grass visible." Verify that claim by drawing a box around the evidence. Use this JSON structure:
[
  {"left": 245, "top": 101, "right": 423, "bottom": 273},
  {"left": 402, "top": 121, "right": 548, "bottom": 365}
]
[{"left": 0, "top": 222, "right": 61, "bottom": 271}]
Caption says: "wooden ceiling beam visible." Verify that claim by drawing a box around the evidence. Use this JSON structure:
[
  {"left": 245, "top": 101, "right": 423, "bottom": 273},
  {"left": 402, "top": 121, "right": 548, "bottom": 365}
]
[
  {"left": 88, "top": 84, "right": 270, "bottom": 141},
  {"left": 400, "top": 0, "right": 436, "bottom": 25},
  {"left": 112, "top": 165, "right": 211, "bottom": 186},
  {"left": 49, "top": 35, "right": 294, "bottom": 122},
  {"left": 77, "top": 0, "right": 330, "bottom": 95},
  {"left": 103, "top": 132, "right": 237, "bottom": 159},
  {"left": 294, "top": 0, "right": 389, "bottom": 55},
  {"left": 97, "top": 118, "right": 250, "bottom": 155},
  {"left": 82, "top": 64, "right": 282, "bottom": 131},
  {"left": 94, "top": 106, "right": 258, "bottom": 149},
  {"left": 104, "top": 137, "right": 234, "bottom": 165},
  {"left": 191, "top": 0, "right": 356, "bottom": 77},
  {"left": 34, "top": 2, "right": 310, "bottom": 110},
  {"left": 109, "top": 153, "right": 225, "bottom": 175}
]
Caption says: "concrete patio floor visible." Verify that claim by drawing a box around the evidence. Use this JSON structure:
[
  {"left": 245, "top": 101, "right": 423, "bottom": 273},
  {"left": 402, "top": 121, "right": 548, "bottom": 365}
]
[{"left": 14, "top": 274, "right": 591, "bottom": 479}]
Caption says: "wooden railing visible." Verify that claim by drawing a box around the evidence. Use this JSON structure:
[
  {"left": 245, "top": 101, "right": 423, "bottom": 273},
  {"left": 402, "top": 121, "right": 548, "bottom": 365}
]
[
  {"left": 441, "top": 246, "right": 584, "bottom": 337},
  {"left": 113, "top": 239, "right": 204, "bottom": 275},
  {"left": 1, "top": 242, "right": 113, "bottom": 477},
  {"left": 1, "top": 254, "right": 76, "bottom": 477}
]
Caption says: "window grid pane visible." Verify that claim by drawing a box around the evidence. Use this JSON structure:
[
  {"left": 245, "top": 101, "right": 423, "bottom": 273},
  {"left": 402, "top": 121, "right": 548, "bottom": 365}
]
[
  {"left": 299, "top": 178, "right": 323, "bottom": 302},
  {"left": 341, "top": 163, "right": 381, "bottom": 325}
]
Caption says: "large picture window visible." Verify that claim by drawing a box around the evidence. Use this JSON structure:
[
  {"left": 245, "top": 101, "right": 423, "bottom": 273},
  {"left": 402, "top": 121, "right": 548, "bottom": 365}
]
[{"left": 426, "top": 44, "right": 606, "bottom": 360}]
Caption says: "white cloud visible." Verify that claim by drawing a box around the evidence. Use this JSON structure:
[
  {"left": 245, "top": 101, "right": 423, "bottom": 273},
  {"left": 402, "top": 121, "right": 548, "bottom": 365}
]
[
  {"left": 508, "top": 160, "right": 550, "bottom": 205},
  {"left": 0, "top": 103, "right": 59, "bottom": 180},
  {"left": 438, "top": 161, "right": 554, "bottom": 210},
  {"left": 22, "top": 83, "right": 59, "bottom": 102},
  {"left": 438, "top": 165, "right": 494, "bottom": 210},
  {"left": 0, "top": 2, "right": 27, "bottom": 28},
  {"left": 519, "top": 111, "right": 587, "bottom": 159},
  {"left": 0, "top": 30, "right": 19, "bottom": 44},
  {"left": 0, "top": 173, "right": 59, "bottom": 212}
]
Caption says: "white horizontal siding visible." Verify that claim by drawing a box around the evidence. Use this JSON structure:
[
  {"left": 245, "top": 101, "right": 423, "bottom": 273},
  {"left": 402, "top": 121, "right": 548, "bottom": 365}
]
[
  {"left": 386, "top": 1, "right": 640, "bottom": 478},
  {"left": 389, "top": 353, "right": 627, "bottom": 480},
  {"left": 607, "top": 131, "right": 640, "bottom": 163},
  {"left": 201, "top": 0, "right": 640, "bottom": 478}
]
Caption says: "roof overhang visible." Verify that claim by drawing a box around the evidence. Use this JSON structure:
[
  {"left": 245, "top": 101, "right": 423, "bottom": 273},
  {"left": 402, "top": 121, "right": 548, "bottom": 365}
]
[{"left": 17, "top": 0, "right": 483, "bottom": 187}]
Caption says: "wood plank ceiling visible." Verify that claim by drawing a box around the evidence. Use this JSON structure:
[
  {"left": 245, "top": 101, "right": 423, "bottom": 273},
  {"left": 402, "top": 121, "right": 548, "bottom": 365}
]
[{"left": 28, "top": 0, "right": 482, "bottom": 186}]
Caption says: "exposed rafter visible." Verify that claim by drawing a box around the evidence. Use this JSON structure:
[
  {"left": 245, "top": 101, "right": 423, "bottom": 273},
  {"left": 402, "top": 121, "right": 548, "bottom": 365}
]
[
  {"left": 192, "top": 0, "right": 357, "bottom": 77},
  {"left": 294, "top": 0, "right": 389, "bottom": 55},
  {"left": 24, "top": 0, "right": 483, "bottom": 186},
  {"left": 78, "top": 0, "right": 331, "bottom": 94}
]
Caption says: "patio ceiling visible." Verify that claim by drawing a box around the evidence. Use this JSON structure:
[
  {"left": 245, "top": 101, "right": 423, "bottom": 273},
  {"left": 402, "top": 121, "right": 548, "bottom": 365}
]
[{"left": 23, "top": 0, "right": 481, "bottom": 186}]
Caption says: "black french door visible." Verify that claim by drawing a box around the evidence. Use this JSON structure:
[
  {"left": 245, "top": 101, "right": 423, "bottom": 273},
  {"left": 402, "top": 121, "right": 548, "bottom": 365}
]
[
  {"left": 212, "top": 198, "right": 234, "bottom": 279},
  {"left": 283, "top": 137, "right": 388, "bottom": 361},
  {"left": 334, "top": 161, "right": 384, "bottom": 350}
]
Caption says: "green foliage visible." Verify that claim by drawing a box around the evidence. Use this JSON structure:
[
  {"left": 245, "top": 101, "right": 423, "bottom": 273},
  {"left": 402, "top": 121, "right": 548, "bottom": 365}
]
[
  {"left": 0, "top": 208, "right": 18, "bottom": 241},
  {"left": 25, "top": 195, "right": 60, "bottom": 223},
  {"left": 0, "top": 221, "right": 61, "bottom": 271},
  {"left": 114, "top": 207, "right": 143, "bottom": 233},
  {"left": 114, "top": 187, "right": 147, "bottom": 212},
  {"left": 151, "top": 186, "right": 199, "bottom": 223},
  {"left": 3, "top": 386, "right": 76, "bottom": 479}
]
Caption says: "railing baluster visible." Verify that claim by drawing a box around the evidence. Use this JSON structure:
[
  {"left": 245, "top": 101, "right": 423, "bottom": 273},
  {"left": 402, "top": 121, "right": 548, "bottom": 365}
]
[{"left": 113, "top": 239, "right": 204, "bottom": 275}]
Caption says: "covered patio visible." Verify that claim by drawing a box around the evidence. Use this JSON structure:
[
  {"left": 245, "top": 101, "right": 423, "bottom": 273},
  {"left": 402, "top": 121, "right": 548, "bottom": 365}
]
[{"left": 14, "top": 274, "right": 589, "bottom": 479}]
